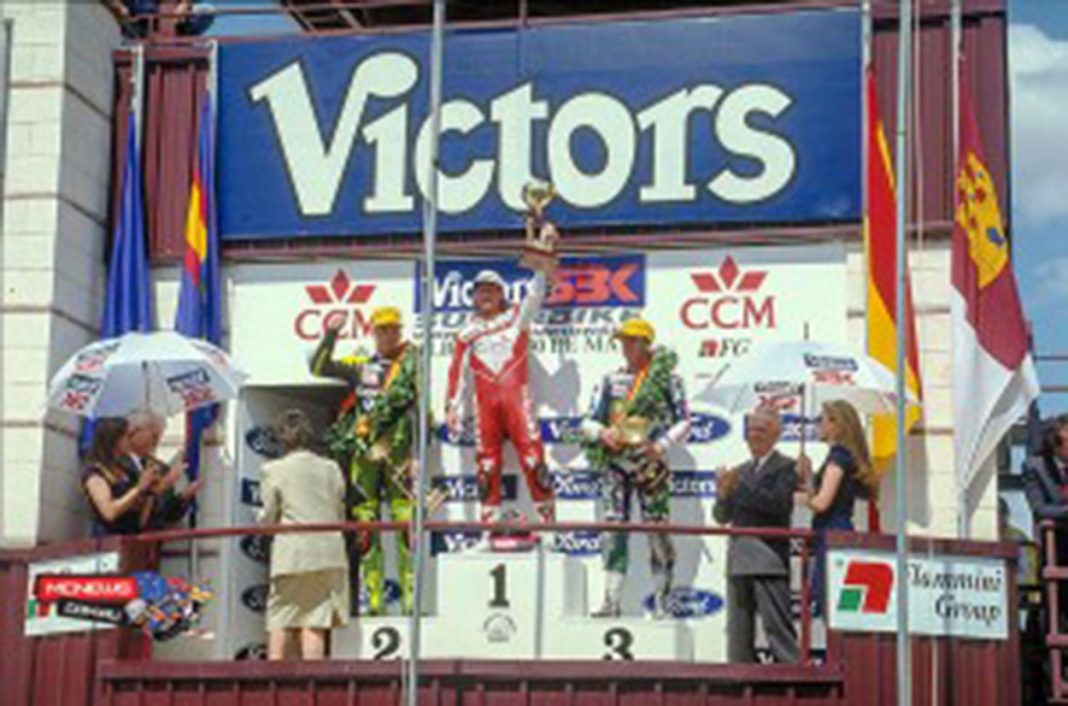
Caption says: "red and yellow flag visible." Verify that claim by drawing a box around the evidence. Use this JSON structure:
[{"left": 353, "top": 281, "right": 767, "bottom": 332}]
[
  {"left": 951, "top": 68, "right": 1038, "bottom": 491},
  {"left": 864, "top": 70, "right": 923, "bottom": 484}
]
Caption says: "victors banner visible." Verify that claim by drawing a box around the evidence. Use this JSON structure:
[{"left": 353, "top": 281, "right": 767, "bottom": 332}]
[{"left": 218, "top": 11, "right": 860, "bottom": 239}]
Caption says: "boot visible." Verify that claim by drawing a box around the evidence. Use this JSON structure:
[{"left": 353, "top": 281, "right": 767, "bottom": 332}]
[{"left": 650, "top": 572, "right": 673, "bottom": 620}]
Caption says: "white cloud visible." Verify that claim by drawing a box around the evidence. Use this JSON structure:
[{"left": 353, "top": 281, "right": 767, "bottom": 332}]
[
  {"left": 1032, "top": 256, "right": 1068, "bottom": 300},
  {"left": 1009, "top": 24, "right": 1068, "bottom": 230}
]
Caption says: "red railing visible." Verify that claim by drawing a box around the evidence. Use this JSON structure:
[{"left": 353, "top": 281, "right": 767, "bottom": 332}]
[{"left": 127, "top": 519, "right": 818, "bottom": 664}]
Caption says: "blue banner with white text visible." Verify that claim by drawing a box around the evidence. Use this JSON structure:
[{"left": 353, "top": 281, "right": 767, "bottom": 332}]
[{"left": 218, "top": 10, "right": 860, "bottom": 240}]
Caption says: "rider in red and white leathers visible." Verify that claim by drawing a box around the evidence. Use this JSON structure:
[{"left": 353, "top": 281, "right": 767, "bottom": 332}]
[{"left": 445, "top": 269, "right": 554, "bottom": 523}]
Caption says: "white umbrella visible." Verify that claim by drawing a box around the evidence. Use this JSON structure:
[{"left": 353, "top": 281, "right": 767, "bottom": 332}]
[
  {"left": 704, "top": 340, "right": 920, "bottom": 416},
  {"left": 47, "top": 331, "right": 247, "bottom": 419}
]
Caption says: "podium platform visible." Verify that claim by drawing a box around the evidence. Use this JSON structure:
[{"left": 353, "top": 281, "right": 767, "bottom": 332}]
[{"left": 333, "top": 542, "right": 707, "bottom": 661}]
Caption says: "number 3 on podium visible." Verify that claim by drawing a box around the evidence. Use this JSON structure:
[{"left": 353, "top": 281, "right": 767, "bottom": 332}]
[{"left": 603, "top": 627, "right": 635, "bottom": 661}]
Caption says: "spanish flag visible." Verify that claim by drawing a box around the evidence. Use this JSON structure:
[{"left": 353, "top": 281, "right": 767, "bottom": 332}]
[
  {"left": 951, "top": 68, "right": 1038, "bottom": 495},
  {"left": 864, "top": 70, "right": 923, "bottom": 495},
  {"left": 175, "top": 92, "right": 221, "bottom": 494}
]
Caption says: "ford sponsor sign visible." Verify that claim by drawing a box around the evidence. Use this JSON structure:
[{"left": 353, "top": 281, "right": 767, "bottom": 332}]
[
  {"left": 358, "top": 579, "right": 402, "bottom": 611},
  {"left": 240, "top": 478, "right": 262, "bottom": 507},
  {"left": 241, "top": 584, "right": 269, "bottom": 614},
  {"left": 218, "top": 13, "right": 859, "bottom": 240},
  {"left": 240, "top": 535, "right": 272, "bottom": 564},
  {"left": 642, "top": 586, "right": 724, "bottom": 619}
]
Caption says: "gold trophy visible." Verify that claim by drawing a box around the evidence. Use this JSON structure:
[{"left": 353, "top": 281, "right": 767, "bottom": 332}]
[
  {"left": 520, "top": 180, "right": 560, "bottom": 272},
  {"left": 366, "top": 429, "right": 448, "bottom": 515},
  {"left": 609, "top": 414, "right": 669, "bottom": 493}
]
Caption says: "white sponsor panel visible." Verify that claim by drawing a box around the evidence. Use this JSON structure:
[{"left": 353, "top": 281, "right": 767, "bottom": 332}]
[
  {"left": 219, "top": 244, "right": 846, "bottom": 659},
  {"left": 24, "top": 552, "right": 120, "bottom": 636},
  {"left": 827, "top": 548, "right": 1009, "bottom": 640}
]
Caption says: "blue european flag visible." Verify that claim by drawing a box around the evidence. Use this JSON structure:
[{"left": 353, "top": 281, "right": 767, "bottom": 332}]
[{"left": 81, "top": 111, "right": 153, "bottom": 454}]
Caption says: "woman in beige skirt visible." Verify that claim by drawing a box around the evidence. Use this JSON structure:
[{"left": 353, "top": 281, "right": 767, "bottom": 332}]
[{"left": 258, "top": 409, "right": 349, "bottom": 660}]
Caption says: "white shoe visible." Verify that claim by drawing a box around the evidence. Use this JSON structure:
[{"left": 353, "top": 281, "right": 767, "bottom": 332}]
[
  {"left": 650, "top": 591, "right": 671, "bottom": 620},
  {"left": 591, "top": 598, "right": 622, "bottom": 618}
]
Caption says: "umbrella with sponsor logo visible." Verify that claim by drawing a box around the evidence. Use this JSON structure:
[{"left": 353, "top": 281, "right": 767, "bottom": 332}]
[
  {"left": 704, "top": 340, "right": 919, "bottom": 416},
  {"left": 47, "top": 330, "right": 247, "bottom": 419}
]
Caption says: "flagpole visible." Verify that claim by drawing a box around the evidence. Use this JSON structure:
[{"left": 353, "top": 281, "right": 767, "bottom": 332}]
[
  {"left": 950, "top": 0, "right": 965, "bottom": 539},
  {"left": 132, "top": 44, "right": 144, "bottom": 154},
  {"left": 893, "top": 0, "right": 914, "bottom": 703},
  {"left": 409, "top": 1, "right": 444, "bottom": 705}
]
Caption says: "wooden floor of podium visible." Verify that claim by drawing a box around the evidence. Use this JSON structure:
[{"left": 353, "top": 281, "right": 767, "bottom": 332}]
[{"left": 97, "top": 659, "right": 845, "bottom": 705}]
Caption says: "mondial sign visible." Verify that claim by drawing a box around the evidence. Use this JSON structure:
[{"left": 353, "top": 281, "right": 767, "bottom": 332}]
[{"left": 218, "top": 11, "right": 860, "bottom": 239}]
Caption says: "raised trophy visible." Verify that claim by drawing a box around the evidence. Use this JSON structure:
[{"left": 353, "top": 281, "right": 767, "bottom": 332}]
[{"left": 520, "top": 180, "right": 559, "bottom": 272}]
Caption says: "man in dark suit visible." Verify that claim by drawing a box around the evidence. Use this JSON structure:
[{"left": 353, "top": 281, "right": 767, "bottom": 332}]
[
  {"left": 122, "top": 411, "right": 202, "bottom": 529},
  {"left": 713, "top": 405, "right": 798, "bottom": 663},
  {"left": 1023, "top": 415, "right": 1068, "bottom": 616},
  {"left": 1023, "top": 415, "right": 1068, "bottom": 523}
]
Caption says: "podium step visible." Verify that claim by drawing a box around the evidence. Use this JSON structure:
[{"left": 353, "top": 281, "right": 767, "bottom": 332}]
[{"left": 543, "top": 617, "right": 692, "bottom": 661}]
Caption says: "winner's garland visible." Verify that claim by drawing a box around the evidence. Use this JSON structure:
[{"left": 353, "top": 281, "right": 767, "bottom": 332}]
[{"left": 323, "top": 343, "right": 420, "bottom": 463}]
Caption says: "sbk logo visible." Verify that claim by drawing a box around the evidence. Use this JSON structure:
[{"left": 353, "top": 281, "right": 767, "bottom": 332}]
[
  {"left": 680, "top": 256, "right": 775, "bottom": 331},
  {"left": 294, "top": 269, "right": 378, "bottom": 341},
  {"left": 545, "top": 263, "right": 642, "bottom": 307},
  {"left": 837, "top": 561, "right": 894, "bottom": 614}
]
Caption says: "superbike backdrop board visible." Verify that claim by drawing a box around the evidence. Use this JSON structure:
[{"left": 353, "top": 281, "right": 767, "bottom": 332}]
[
  {"left": 225, "top": 243, "right": 845, "bottom": 660},
  {"left": 217, "top": 11, "right": 860, "bottom": 239}
]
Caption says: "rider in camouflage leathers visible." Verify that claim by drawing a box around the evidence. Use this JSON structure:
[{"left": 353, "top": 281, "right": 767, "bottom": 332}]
[
  {"left": 312, "top": 307, "right": 419, "bottom": 615},
  {"left": 581, "top": 319, "right": 690, "bottom": 619}
]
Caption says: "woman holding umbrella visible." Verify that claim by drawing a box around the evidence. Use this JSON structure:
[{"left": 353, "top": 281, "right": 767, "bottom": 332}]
[
  {"left": 83, "top": 417, "right": 160, "bottom": 536},
  {"left": 797, "top": 399, "right": 878, "bottom": 615}
]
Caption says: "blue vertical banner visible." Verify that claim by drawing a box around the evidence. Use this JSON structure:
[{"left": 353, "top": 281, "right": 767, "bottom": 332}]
[
  {"left": 102, "top": 111, "right": 153, "bottom": 338},
  {"left": 82, "top": 110, "right": 153, "bottom": 453},
  {"left": 217, "top": 10, "right": 861, "bottom": 240}
]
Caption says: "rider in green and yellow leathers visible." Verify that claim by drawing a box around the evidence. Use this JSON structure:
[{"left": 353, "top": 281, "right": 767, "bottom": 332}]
[{"left": 311, "top": 306, "right": 419, "bottom": 615}]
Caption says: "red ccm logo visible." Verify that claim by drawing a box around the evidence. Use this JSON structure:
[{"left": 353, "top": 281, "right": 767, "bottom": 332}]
[
  {"left": 293, "top": 270, "right": 377, "bottom": 341},
  {"left": 680, "top": 256, "right": 776, "bottom": 331}
]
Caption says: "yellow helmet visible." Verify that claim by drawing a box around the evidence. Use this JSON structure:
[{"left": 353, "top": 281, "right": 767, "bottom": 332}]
[
  {"left": 614, "top": 318, "right": 655, "bottom": 342},
  {"left": 370, "top": 306, "right": 402, "bottom": 329}
]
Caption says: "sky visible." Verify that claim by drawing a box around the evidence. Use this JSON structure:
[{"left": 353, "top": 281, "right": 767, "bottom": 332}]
[
  {"left": 203, "top": 0, "right": 1068, "bottom": 412},
  {"left": 1008, "top": 0, "right": 1068, "bottom": 415}
]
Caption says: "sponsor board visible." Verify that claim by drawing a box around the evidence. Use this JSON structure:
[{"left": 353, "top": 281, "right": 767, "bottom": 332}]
[
  {"left": 25, "top": 553, "right": 120, "bottom": 636},
  {"left": 827, "top": 549, "right": 1009, "bottom": 640},
  {"left": 641, "top": 586, "right": 725, "bottom": 619},
  {"left": 552, "top": 531, "right": 602, "bottom": 556},
  {"left": 28, "top": 567, "right": 212, "bottom": 641},
  {"left": 218, "top": 13, "right": 859, "bottom": 240},
  {"left": 241, "top": 478, "right": 262, "bottom": 507},
  {"left": 241, "top": 584, "right": 270, "bottom": 614}
]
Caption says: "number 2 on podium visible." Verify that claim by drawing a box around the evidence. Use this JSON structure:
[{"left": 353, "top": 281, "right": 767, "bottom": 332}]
[{"left": 489, "top": 563, "right": 510, "bottom": 608}]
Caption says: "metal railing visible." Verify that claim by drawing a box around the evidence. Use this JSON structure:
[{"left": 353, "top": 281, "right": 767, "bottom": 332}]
[{"left": 126, "top": 518, "right": 819, "bottom": 664}]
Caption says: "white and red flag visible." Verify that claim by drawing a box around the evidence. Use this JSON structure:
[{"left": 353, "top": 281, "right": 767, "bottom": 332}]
[{"left": 951, "top": 71, "right": 1039, "bottom": 496}]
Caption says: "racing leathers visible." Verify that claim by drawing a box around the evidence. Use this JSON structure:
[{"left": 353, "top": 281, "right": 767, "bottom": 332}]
[
  {"left": 446, "top": 271, "right": 554, "bottom": 522},
  {"left": 311, "top": 329, "right": 417, "bottom": 615},
  {"left": 581, "top": 357, "right": 690, "bottom": 616}
]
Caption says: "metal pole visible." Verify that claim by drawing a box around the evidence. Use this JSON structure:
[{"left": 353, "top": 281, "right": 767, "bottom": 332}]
[
  {"left": 409, "top": 1, "right": 444, "bottom": 705},
  {"left": 950, "top": 0, "right": 965, "bottom": 539},
  {"left": 893, "top": 0, "right": 913, "bottom": 703},
  {"left": 133, "top": 44, "right": 145, "bottom": 153}
]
